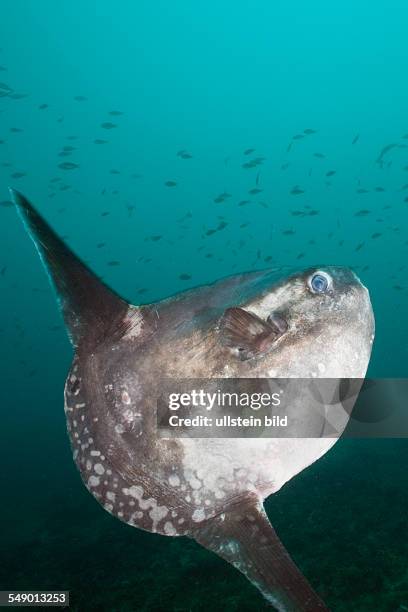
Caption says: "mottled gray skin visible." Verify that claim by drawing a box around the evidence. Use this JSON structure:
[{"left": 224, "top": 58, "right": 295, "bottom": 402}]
[
  {"left": 65, "top": 266, "right": 374, "bottom": 536},
  {"left": 13, "top": 188, "right": 374, "bottom": 611}
]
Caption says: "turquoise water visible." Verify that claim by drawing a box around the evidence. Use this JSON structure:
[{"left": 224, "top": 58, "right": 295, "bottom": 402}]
[{"left": 0, "top": 2, "right": 407, "bottom": 611}]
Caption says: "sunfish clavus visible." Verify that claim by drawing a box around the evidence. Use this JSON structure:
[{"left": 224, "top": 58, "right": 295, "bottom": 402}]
[{"left": 11, "top": 189, "right": 375, "bottom": 611}]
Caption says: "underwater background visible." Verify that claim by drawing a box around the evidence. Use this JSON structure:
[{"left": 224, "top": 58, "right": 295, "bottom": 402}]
[{"left": 0, "top": 1, "right": 407, "bottom": 610}]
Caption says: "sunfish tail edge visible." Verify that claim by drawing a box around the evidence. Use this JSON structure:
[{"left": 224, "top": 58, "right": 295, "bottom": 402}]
[{"left": 193, "top": 498, "right": 329, "bottom": 612}]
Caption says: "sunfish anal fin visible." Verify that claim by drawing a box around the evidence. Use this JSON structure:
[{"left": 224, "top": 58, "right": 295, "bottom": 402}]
[
  {"left": 10, "top": 189, "right": 135, "bottom": 348},
  {"left": 193, "top": 498, "right": 329, "bottom": 611}
]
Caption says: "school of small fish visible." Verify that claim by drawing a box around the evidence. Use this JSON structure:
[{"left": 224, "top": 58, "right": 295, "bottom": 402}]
[{"left": 1, "top": 54, "right": 407, "bottom": 382}]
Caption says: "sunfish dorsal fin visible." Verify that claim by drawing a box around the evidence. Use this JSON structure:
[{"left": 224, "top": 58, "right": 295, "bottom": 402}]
[
  {"left": 11, "top": 189, "right": 131, "bottom": 348},
  {"left": 193, "top": 498, "right": 329, "bottom": 611}
]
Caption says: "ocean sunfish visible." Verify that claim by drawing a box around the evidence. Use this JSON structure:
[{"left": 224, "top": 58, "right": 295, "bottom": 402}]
[{"left": 11, "top": 189, "right": 375, "bottom": 611}]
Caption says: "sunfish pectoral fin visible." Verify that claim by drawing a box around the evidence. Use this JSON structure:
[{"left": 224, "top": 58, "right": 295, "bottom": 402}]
[
  {"left": 219, "top": 307, "right": 279, "bottom": 359},
  {"left": 10, "top": 189, "right": 134, "bottom": 348},
  {"left": 192, "top": 498, "right": 329, "bottom": 612}
]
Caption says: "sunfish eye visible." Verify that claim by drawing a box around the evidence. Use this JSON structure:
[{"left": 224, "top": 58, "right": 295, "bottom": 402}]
[{"left": 308, "top": 271, "right": 331, "bottom": 293}]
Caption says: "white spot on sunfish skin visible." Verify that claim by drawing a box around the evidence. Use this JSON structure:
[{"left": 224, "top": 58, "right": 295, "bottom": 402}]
[
  {"left": 106, "top": 491, "right": 116, "bottom": 502},
  {"left": 168, "top": 474, "right": 180, "bottom": 487},
  {"left": 94, "top": 463, "right": 105, "bottom": 475},
  {"left": 123, "top": 485, "right": 168, "bottom": 530},
  {"left": 124, "top": 485, "right": 143, "bottom": 499},
  {"left": 121, "top": 390, "right": 131, "bottom": 404},
  {"left": 128, "top": 511, "right": 143, "bottom": 524},
  {"left": 149, "top": 505, "right": 169, "bottom": 531},
  {"left": 184, "top": 470, "right": 202, "bottom": 490},
  {"left": 88, "top": 475, "right": 100, "bottom": 487},
  {"left": 219, "top": 540, "right": 239, "bottom": 556},
  {"left": 192, "top": 508, "right": 205, "bottom": 522},
  {"left": 163, "top": 521, "right": 177, "bottom": 535},
  {"left": 115, "top": 424, "right": 125, "bottom": 434}
]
